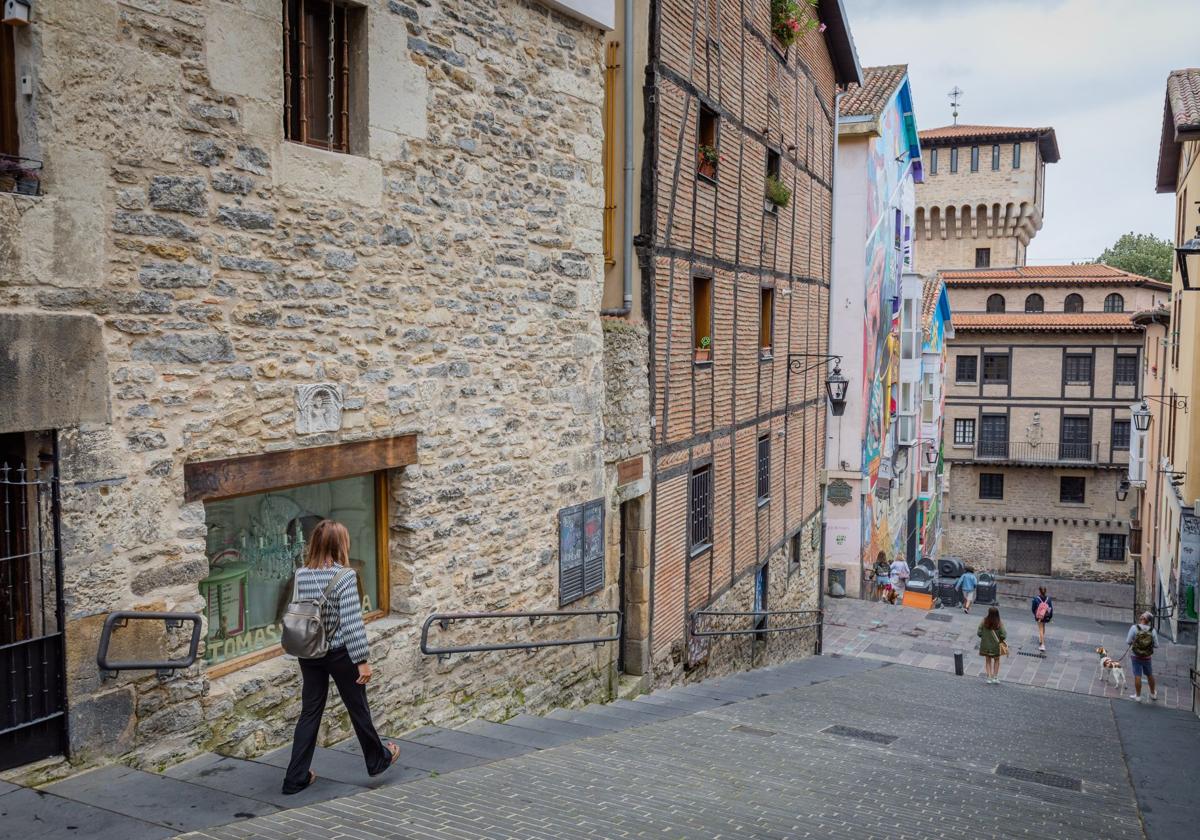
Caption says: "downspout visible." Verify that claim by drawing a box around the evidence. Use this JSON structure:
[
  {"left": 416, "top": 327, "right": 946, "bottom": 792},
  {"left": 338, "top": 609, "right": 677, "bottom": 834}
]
[
  {"left": 601, "top": 0, "right": 636, "bottom": 317},
  {"left": 819, "top": 88, "right": 843, "bottom": 630}
]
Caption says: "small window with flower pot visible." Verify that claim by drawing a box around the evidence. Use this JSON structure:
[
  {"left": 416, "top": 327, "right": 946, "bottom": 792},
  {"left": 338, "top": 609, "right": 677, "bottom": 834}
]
[
  {"left": 771, "top": 0, "right": 823, "bottom": 57},
  {"left": 759, "top": 286, "right": 775, "bottom": 360},
  {"left": 764, "top": 149, "right": 789, "bottom": 214},
  {"left": 697, "top": 105, "right": 719, "bottom": 182},
  {"left": 693, "top": 274, "right": 714, "bottom": 364}
]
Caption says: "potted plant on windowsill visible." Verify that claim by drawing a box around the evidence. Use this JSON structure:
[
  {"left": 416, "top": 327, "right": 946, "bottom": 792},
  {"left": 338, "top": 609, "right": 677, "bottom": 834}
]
[
  {"left": 764, "top": 173, "right": 790, "bottom": 213},
  {"left": 771, "top": 0, "right": 824, "bottom": 52},
  {"left": 695, "top": 335, "right": 712, "bottom": 363},
  {"left": 697, "top": 145, "right": 719, "bottom": 180}
]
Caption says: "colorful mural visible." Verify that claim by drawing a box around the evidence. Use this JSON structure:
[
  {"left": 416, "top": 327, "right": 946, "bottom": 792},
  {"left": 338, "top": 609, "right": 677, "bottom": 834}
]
[{"left": 859, "top": 79, "right": 921, "bottom": 574}]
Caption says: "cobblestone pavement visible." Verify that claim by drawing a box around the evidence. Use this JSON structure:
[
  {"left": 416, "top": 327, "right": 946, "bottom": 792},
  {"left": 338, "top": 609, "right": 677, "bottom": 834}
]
[
  {"left": 165, "top": 655, "right": 1194, "bottom": 840},
  {"left": 822, "top": 595, "right": 1196, "bottom": 710}
]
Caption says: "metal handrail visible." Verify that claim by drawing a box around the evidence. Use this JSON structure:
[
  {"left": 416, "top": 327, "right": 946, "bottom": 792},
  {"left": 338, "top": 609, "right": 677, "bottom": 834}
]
[
  {"left": 973, "top": 440, "right": 1099, "bottom": 464},
  {"left": 690, "top": 608, "right": 822, "bottom": 638},
  {"left": 96, "top": 611, "right": 202, "bottom": 678},
  {"left": 420, "top": 609, "right": 621, "bottom": 660}
]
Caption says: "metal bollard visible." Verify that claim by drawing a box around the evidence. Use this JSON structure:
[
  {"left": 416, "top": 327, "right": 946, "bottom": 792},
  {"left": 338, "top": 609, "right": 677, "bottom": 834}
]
[{"left": 953, "top": 651, "right": 964, "bottom": 676}]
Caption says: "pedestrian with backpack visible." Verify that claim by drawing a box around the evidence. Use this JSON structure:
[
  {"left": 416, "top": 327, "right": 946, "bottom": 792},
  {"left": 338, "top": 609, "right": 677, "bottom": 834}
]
[
  {"left": 1126, "top": 611, "right": 1159, "bottom": 702},
  {"left": 955, "top": 566, "right": 978, "bottom": 613},
  {"left": 280, "top": 520, "right": 399, "bottom": 794},
  {"left": 1031, "top": 586, "right": 1053, "bottom": 652},
  {"left": 977, "top": 607, "right": 1008, "bottom": 684}
]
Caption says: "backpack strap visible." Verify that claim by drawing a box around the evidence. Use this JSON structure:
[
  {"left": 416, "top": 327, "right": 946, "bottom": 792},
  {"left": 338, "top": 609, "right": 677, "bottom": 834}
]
[{"left": 318, "top": 567, "right": 355, "bottom": 636}]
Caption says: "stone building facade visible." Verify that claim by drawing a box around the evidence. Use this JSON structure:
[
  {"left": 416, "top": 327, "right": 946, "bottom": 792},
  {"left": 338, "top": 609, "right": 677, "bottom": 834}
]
[
  {"left": 941, "top": 265, "right": 1170, "bottom": 582},
  {"left": 913, "top": 124, "right": 1060, "bottom": 274},
  {"left": 596, "top": 0, "right": 860, "bottom": 684},
  {"left": 0, "top": 0, "right": 619, "bottom": 780}
]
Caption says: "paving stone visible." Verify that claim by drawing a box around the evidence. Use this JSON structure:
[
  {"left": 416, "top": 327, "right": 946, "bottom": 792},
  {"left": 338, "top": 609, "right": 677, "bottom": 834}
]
[
  {"left": 164, "top": 753, "right": 365, "bottom": 809},
  {"left": 0, "top": 787, "right": 174, "bottom": 840},
  {"left": 457, "top": 719, "right": 576, "bottom": 748},
  {"left": 546, "top": 707, "right": 635, "bottom": 731},
  {"left": 501, "top": 713, "right": 611, "bottom": 739},
  {"left": 42, "top": 765, "right": 276, "bottom": 833},
  {"left": 256, "top": 744, "right": 432, "bottom": 785}
]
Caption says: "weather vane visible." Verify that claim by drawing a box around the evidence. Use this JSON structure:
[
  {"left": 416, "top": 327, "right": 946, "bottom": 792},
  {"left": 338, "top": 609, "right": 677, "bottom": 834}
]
[{"left": 948, "top": 86, "right": 963, "bottom": 126}]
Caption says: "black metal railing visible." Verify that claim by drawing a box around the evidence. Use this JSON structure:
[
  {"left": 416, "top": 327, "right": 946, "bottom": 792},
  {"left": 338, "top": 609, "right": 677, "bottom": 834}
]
[
  {"left": 419, "top": 609, "right": 621, "bottom": 661},
  {"left": 0, "top": 154, "right": 43, "bottom": 196},
  {"left": 689, "top": 608, "right": 822, "bottom": 638},
  {"left": 96, "top": 611, "right": 203, "bottom": 678},
  {"left": 974, "top": 441, "right": 1099, "bottom": 464}
]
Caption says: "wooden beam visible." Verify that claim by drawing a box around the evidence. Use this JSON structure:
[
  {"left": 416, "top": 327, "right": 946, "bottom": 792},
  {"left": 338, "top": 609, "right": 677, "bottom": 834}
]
[{"left": 184, "top": 435, "right": 417, "bottom": 502}]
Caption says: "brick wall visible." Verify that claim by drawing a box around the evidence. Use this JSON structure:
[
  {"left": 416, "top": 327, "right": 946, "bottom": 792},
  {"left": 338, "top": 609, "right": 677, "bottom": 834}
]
[{"left": 644, "top": 0, "right": 834, "bottom": 672}]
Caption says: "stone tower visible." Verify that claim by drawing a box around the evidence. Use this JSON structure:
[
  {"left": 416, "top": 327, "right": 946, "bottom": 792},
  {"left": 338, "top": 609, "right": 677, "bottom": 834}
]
[{"left": 914, "top": 125, "right": 1060, "bottom": 274}]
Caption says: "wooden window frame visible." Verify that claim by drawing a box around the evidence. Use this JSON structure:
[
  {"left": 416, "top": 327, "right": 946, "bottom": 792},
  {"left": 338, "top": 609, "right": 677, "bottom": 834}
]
[
  {"left": 759, "top": 285, "right": 775, "bottom": 360},
  {"left": 689, "top": 465, "right": 713, "bottom": 555},
  {"left": 1112, "top": 419, "right": 1131, "bottom": 451},
  {"left": 696, "top": 104, "right": 718, "bottom": 182},
  {"left": 1103, "top": 293, "right": 1125, "bottom": 313},
  {"left": 953, "top": 418, "right": 975, "bottom": 446},
  {"left": 1065, "top": 293, "right": 1084, "bottom": 313},
  {"left": 1059, "top": 476, "right": 1086, "bottom": 504},
  {"left": 558, "top": 498, "right": 605, "bottom": 606},
  {"left": 1063, "top": 353, "right": 1093, "bottom": 385},
  {"left": 985, "top": 293, "right": 1004, "bottom": 312},
  {"left": 982, "top": 353, "right": 1009, "bottom": 384},
  {"left": 284, "top": 0, "right": 355, "bottom": 154},
  {"left": 976, "top": 248, "right": 992, "bottom": 269},
  {"left": 955, "top": 355, "right": 977, "bottom": 383},
  {"left": 1098, "top": 533, "right": 1126, "bottom": 562},
  {"left": 756, "top": 434, "right": 771, "bottom": 504},
  {"left": 0, "top": 25, "right": 18, "bottom": 157},
  {"left": 1114, "top": 354, "right": 1138, "bottom": 386},
  {"left": 692, "top": 274, "right": 714, "bottom": 364}
]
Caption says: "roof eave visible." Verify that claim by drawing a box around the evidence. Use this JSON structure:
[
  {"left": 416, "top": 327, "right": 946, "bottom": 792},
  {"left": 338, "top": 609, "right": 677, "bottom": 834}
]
[{"left": 819, "top": 0, "right": 862, "bottom": 87}]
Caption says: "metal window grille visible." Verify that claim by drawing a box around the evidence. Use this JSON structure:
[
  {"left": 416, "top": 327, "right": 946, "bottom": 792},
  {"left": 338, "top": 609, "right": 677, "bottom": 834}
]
[
  {"left": 283, "top": 0, "right": 351, "bottom": 153},
  {"left": 1024, "top": 294, "right": 1044, "bottom": 312},
  {"left": 1104, "top": 293, "right": 1125, "bottom": 313},
  {"left": 979, "top": 473, "right": 1004, "bottom": 500},
  {"left": 1, "top": 436, "right": 67, "bottom": 771},
  {"left": 982, "top": 353, "right": 1009, "bottom": 383},
  {"left": 757, "top": 437, "right": 770, "bottom": 502},
  {"left": 1064, "top": 354, "right": 1092, "bottom": 384},
  {"left": 690, "top": 466, "right": 712, "bottom": 550},
  {"left": 985, "top": 293, "right": 1004, "bottom": 312},
  {"left": 954, "top": 419, "right": 975, "bottom": 446},
  {"left": 1098, "top": 533, "right": 1125, "bottom": 562},
  {"left": 1065, "top": 293, "right": 1083, "bottom": 313},
  {"left": 955, "top": 355, "right": 977, "bottom": 382},
  {"left": 1059, "top": 477, "right": 1085, "bottom": 504},
  {"left": 1114, "top": 355, "right": 1138, "bottom": 386},
  {"left": 1112, "top": 419, "right": 1131, "bottom": 450}
]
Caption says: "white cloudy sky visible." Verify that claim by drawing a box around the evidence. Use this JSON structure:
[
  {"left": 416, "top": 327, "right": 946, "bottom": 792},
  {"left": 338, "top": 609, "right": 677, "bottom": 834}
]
[{"left": 842, "top": 0, "right": 1200, "bottom": 263}]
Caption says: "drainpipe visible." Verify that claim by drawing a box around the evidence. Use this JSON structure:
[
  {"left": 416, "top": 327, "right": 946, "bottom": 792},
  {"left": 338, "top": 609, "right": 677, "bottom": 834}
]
[
  {"left": 820, "top": 89, "right": 843, "bottom": 608},
  {"left": 601, "top": 0, "right": 635, "bottom": 317}
]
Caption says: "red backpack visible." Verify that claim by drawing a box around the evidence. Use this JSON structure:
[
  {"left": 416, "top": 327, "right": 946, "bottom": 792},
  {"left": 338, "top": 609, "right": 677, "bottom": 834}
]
[{"left": 1035, "top": 598, "right": 1051, "bottom": 622}]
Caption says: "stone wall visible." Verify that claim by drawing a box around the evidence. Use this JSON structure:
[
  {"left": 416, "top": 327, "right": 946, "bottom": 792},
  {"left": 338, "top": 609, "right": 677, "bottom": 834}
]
[{"left": 1, "top": 0, "right": 616, "bottom": 781}]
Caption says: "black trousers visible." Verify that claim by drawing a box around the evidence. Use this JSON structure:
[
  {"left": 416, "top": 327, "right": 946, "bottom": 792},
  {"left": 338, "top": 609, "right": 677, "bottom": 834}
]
[{"left": 282, "top": 647, "right": 390, "bottom": 793}]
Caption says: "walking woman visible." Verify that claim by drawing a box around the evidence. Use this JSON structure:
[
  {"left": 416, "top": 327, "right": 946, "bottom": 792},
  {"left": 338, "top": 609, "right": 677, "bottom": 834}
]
[
  {"left": 977, "top": 606, "right": 1007, "bottom": 684},
  {"left": 1031, "top": 586, "right": 1053, "bottom": 652},
  {"left": 282, "top": 520, "right": 398, "bottom": 794}
]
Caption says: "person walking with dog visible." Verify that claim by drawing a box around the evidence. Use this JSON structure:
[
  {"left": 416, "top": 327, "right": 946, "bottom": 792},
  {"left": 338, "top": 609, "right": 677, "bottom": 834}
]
[
  {"left": 870, "top": 555, "right": 890, "bottom": 602},
  {"left": 1031, "top": 586, "right": 1053, "bottom": 652},
  {"left": 955, "top": 566, "right": 978, "bottom": 613},
  {"left": 1126, "top": 612, "right": 1159, "bottom": 702},
  {"left": 977, "top": 607, "right": 1007, "bottom": 684},
  {"left": 280, "top": 519, "right": 399, "bottom": 795}
]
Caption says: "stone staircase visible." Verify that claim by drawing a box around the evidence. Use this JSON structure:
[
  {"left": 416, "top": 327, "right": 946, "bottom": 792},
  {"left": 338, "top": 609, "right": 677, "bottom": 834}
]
[{"left": 0, "top": 657, "right": 872, "bottom": 840}]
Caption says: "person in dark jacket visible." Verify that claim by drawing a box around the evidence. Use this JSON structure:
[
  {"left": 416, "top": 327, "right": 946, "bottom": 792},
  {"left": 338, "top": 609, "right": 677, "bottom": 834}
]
[
  {"left": 977, "top": 607, "right": 1007, "bottom": 684},
  {"left": 1031, "top": 586, "right": 1053, "bottom": 652}
]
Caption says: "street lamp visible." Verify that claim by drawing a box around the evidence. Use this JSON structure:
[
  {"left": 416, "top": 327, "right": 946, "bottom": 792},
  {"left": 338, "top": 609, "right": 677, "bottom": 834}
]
[
  {"left": 788, "top": 354, "right": 850, "bottom": 417},
  {"left": 1116, "top": 478, "right": 1129, "bottom": 502},
  {"left": 1176, "top": 225, "right": 1200, "bottom": 291},
  {"left": 1132, "top": 400, "right": 1152, "bottom": 432},
  {"left": 924, "top": 444, "right": 938, "bottom": 466}
]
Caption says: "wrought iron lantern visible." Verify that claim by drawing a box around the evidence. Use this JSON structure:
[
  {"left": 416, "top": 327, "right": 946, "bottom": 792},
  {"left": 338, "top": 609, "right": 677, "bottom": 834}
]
[
  {"left": 924, "top": 444, "right": 939, "bottom": 466},
  {"left": 1176, "top": 225, "right": 1200, "bottom": 291},
  {"left": 825, "top": 365, "right": 848, "bottom": 416},
  {"left": 1116, "top": 478, "right": 1130, "bottom": 502},
  {"left": 1132, "top": 400, "right": 1152, "bottom": 432}
]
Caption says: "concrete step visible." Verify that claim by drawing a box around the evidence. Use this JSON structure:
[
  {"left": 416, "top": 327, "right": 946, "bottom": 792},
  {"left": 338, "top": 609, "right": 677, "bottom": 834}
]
[
  {"left": 42, "top": 765, "right": 277, "bottom": 834},
  {"left": 607, "top": 698, "right": 688, "bottom": 719},
  {"left": 634, "top": 690, "right": 727, "bottom": 712},
  {"left": 399, "top": 725, "right": 535, "bottom": 760},
  {"left": 616, "top": 672, "right": 647, "bottom": 700},
  {"left": 258, "top": 743, "right": 434, "bottom": 784},
  {"left": 546, "top": 707, "right": 636, "bottom": 731},
  {"left": 457, "top": 719, "right": 577, "bottom": 749},
  {"left": 0, "top": 786, "right": 174, "bottom": 840},
  {"left": 164, "top": 753, "right": 364, "bottom": 809},
  {"left": 502, "top": 712, "right": 612, "bottom": 739}
]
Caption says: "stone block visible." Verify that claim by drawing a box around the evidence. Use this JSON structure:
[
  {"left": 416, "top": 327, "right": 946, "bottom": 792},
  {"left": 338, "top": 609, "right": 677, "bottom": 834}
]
[
  {"left": 367, "top": 10, "right": 428, "bottom": 151},
  {"left": 149, "top": 176, "right": 208, "bottom": 216},
  {"left": 68, "top": 686, "right": 137, "bottom": 759},
  {"left": 275, "top": 142, "right": 382, "bottom": 207},
  {"left": 205, "top": 3, "right": 281, "bottom": 102}
]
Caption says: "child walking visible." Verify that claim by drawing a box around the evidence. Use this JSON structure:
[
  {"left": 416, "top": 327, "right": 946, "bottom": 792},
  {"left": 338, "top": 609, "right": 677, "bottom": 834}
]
[{"left": 977, "top": 606, "right": 1007, "bottom": 684}]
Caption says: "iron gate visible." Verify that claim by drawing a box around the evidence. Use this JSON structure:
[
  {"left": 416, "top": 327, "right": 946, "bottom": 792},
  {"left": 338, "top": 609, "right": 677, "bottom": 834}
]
[
  {"left": 1005, "top": 529, "right": 1052, "bottom": 576},
  {"left": 0, "top": 436, "right": 67, "bottom": 771}
]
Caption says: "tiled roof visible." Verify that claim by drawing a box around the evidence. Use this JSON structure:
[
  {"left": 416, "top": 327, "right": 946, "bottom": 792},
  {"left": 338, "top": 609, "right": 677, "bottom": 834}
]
[
  {"left": 953, "top": 312, "right": 1143, "bottom": 332},
  {"left": 918, "top": 124, "right": 1060, "bottom": 163},
  {"left": 839, "top": 65, "right": 906, "bottom": 119},
  {"left": 1156, "top": 68, "right": 1200, "bottom": 192},
  {"left": 920, "top": 276, "right": 941, "bottom": 331},
  {"left": 940, "top": 264, "right": 1170, "bottom": 290}
]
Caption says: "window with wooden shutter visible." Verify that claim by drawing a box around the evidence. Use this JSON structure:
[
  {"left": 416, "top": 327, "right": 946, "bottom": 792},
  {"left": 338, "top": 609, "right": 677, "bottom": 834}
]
[
  {"left": 558, "top": 498, "right": 604, "bottom": 605},
  {"left": 284, "top": 0, "right": 356, "bottom": 153}
]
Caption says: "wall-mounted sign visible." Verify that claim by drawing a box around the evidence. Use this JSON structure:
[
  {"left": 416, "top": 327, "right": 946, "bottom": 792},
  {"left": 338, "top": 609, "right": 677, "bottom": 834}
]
[{"left": 827, "top": 479, "right": 853, "bottom": 506}]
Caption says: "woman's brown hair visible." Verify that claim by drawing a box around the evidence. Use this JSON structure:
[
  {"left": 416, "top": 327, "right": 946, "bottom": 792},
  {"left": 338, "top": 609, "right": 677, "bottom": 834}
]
[
  {"left": 305, "top": 519, "right": 350, "bottom": 569},
  {"left": 1038, "top": 586, "right": 1048, "bottom": 598},
  {"left": 982, "top": 606, "right": 1002, "bottom": 631}
]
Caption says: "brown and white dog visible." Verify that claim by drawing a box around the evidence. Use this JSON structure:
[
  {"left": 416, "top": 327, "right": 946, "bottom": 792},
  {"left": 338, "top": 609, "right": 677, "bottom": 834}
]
[{"left": 1095, "top": 646, "right": 1127, "bottom": 690}]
